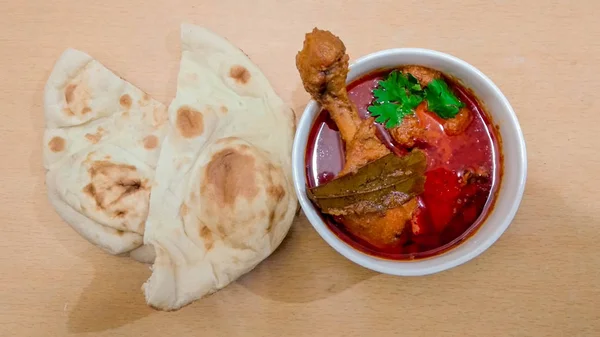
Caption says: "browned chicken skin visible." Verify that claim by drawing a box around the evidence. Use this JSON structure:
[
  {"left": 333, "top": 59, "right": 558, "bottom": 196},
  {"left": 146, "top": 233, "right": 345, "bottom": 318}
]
[
  {"left": 296, "top": 28, "right": 360, "bottom": 143},
  {"left": 296, "top": 29, "right": 389, "bottom": 176},
  {"left": 444, "top": 107, "right": 472, "bottom": 136},
  {"left": 297, "top": 28, "right": 416, "bottom": 246},
  {"left": 339, "top": 119, "right": 390, "bottom": 176},
  {"left": 339, "top": 199, "right": 418, "bottom": 249},
  {"left": 389, "top": 114, "right": 425, "bottom": 148},
  {"left": 402, "top": 65, "right": 441, "bottom": 87}
]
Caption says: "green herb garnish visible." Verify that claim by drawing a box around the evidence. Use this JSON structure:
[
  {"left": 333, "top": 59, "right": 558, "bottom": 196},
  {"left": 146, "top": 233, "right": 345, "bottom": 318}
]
[
  {"left": 367, "top": 70, "right": 465, "bottom": 128},
  {"left": 424, "top": 78, "right": 464, "bottom": 119},
  {"left": 367, "top": 71, "right": 423, "bottom": 128}
]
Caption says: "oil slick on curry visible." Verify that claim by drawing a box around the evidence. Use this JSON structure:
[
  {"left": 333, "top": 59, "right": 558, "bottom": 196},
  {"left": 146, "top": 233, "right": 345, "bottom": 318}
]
[{"left": 297, "top": 28, "right": 502, "bottom": 260}]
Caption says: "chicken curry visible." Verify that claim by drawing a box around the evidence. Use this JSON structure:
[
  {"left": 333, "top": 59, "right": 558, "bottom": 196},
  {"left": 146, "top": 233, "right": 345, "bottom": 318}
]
[{"left": 297, "top": 29, "right": 502, "bottom": 259}]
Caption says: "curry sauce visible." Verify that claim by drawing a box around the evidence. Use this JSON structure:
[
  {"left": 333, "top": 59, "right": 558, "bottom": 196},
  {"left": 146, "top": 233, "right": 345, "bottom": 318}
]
[{"left": 305, "top": 69, "right": 502, "bottom": 260}]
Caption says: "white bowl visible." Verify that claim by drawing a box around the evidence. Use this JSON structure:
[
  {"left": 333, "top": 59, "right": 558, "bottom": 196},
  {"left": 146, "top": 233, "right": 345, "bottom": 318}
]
[{"left": 292, "top": 48, "right": 527, "bottom": 276}]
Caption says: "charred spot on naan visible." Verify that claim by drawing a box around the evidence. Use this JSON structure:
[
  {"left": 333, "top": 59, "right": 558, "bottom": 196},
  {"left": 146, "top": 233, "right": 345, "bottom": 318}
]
[
  {"left": 176, "top": 106, "right": 204, "bottom": 138},
  {"left": 199, "top": 226, "right": 215, "bottom": 251},
  {"left": 82, "top": 161, "right": 150, "bottom": 230},
  {"left": 203, "top": 148, "right": 259, "bottom": 208},
  {"left": 65, "top": 84, "right": 77, "bottom": 104},
  {"left": 114, "top": 210, "right": 127, "bottom": 218},
  {"left": 48, "top": 136, "right": 66, "bottom": 152},
  {"left": 199, "top": 142, "right": 290, "bottom": 239},
  {"left": 267, "top": 185, "right": 285, "bottom": 203},
  {"left": 143, "top": 135, "right": 159, "bottom": 150},
  {"left": 229, "top": 65, "right": 251, "bottom": 84},
  {"left": 63, "top": 83, "right": 92, "bottom": 116},
  {"left": 138, "top": 93, "right": 151, "bottom": 107},
  {"left": 266, "top": 163, "right": 286, "bottom": 199},
  {"left": 85, "top": 127, "right": 105, "bottom": 144},
  {"left": 119, "top": 94, "right": 132, "bottom": 108}
]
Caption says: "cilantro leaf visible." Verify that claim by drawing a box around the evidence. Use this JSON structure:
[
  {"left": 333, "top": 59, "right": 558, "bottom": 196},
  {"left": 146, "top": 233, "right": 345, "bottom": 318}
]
[
  {"left": 372, "top": 87, "right": 398, "bottom": 103},
  {"left": 368, "top": 104, "right": 401, "bottom": 128},
  {"left": 367, "top": 71, "right": 424, "bottom": 128},
  {"left": 424, "top": 78, "right": 464, "bottom": 119},
  {"left": 368, "top": 102, "right": 416, "bottom": 129},
  {"left": 368, "top": 70, "right": 465, "bottom": 126},
  {"left": 405, "top": 92, "right": 423, "bottom": 109},
  {"left": 406, "top": 73, "right": 423, "bottom": 93}
]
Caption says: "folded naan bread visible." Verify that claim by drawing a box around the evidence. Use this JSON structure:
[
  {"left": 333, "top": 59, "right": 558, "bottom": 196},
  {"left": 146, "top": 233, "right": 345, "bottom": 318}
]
[
  {"left": 143, "top": 24, "right": 297, "bottom": 310},
  {"left": 43, "top": 49, "right": 169, "bottom": 263}
]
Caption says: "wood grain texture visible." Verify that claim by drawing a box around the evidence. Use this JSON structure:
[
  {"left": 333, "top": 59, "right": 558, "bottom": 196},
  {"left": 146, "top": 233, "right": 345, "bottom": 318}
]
[{"left": 1, "top": 0, "right": 599, "bottom": 336}]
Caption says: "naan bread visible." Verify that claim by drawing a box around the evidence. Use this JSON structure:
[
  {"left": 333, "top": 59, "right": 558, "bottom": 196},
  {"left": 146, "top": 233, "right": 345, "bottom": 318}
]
[
  {"left": 143, "top": 24, "right": 297, "bottom": 310},
  {"left": 43, "top": 49, "right": 169, "bottom": 263}
]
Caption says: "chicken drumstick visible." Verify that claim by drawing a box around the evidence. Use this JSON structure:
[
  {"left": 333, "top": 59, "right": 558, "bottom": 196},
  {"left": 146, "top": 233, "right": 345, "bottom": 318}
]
[{"left": 296, "top": 28, "right": 417, "bottom": 247}]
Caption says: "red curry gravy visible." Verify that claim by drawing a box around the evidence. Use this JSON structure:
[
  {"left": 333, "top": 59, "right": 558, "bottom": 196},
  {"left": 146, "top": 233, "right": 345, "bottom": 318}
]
[{"left": 305, "top": 69, "right": 502, "bottom": 260}]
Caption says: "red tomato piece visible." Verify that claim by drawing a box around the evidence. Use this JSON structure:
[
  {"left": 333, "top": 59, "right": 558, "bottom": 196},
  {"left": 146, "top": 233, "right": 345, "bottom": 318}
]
[{"left": 423, "top": 168, "right": 461, "bottom": 232}]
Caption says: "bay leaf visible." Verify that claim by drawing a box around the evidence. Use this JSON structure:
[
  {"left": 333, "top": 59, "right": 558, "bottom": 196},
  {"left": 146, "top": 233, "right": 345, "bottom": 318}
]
[{"left": 308, "top": 150, "right": 427, "bottom": 215}]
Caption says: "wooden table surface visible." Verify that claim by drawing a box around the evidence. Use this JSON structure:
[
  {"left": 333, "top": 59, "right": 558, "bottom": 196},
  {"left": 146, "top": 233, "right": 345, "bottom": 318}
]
[{"left": 1, "top": 0, "right": 599, "bottom": 336}]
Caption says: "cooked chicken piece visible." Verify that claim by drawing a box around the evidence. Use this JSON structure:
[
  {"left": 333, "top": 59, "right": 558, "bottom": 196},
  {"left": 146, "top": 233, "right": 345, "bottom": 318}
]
[
  {"left": 389, "top": 114, "right": 425, "bottom": 148},
  {"left": 444, "top": 107, "right": 472, "bottom": 136},
  {"left": 340, "top": 199, "right": 418, "bottom": 248},
  {"left": 403, "top": 65, "right": 442, "bottom": 87},
  {"left": 297, "top": 28, "right": 389, "bottom": 175},
  {"left": 297, "top": 28, "right": 418, "bottom": 240},
  {"left": 296, "top": 28, "right": 360, "bottom": 143},
  {"left": 402, "top": 66, "right": 472, "bottom": 136},
  {"left": 338, "top": 118, "right": 389, "bottom": 176}
]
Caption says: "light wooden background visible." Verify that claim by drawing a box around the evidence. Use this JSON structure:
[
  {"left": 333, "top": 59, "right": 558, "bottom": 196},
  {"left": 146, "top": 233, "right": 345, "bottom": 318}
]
[{"left": 1, "top": 0, "right": 598, "bottom": 336}]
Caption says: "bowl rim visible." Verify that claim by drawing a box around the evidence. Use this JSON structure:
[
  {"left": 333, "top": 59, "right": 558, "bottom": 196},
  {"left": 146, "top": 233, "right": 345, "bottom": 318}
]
[{"left": 292, "top": 47, "right": 527, "bottom": 276}]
